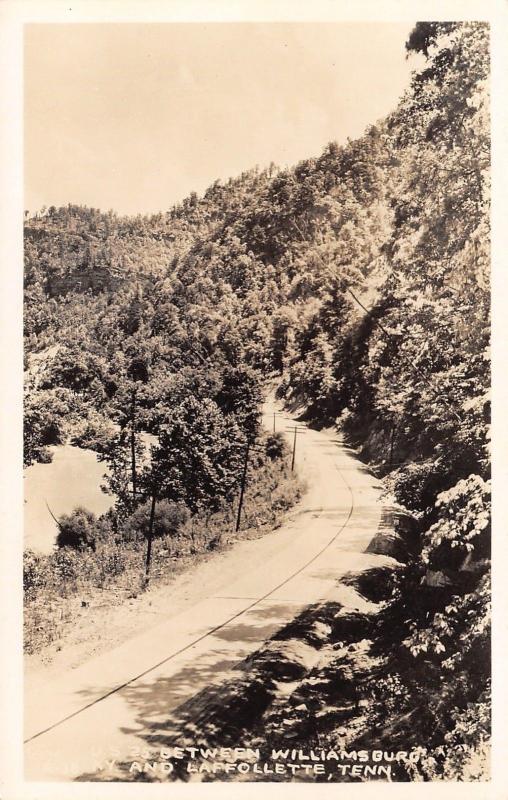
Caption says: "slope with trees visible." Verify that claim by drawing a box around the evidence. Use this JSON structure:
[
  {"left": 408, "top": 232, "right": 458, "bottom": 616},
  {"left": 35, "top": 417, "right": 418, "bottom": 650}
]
[{"left": 24, "top": 21, "right": 490, "bottom": 780}]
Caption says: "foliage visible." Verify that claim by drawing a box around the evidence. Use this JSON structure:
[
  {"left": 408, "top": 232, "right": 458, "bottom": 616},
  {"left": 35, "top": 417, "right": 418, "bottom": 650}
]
[
  {"left": 388, "top": 460, "right": 447, "bottom": 514},
  {"left": 56, "top": 507, "right": 99, "bottom": 551},
  {"left": 145, "top": 396, "right": 245, "bottom": 513},
  {"left": 122, "top": 499, "right": 190, "bottom": 542},
  {"left": 264, "top": 432, "right": 287, "bottom": 461},
  {"left": 23, "top": 549, "right": 50, "bottom": 596},
  {"left": 421, "top": 475, "right": 490, "bottom": 567},
  {"left": 23, "top": 21, "right": 490, "bottom": 778},
  {"left": 23, "top": 387, "right": 75, "bottom": 466},
  {"left": 70, "top": 410, "right": 119, "bottom": 451},
  {"left": 24, "top": 450, "right": 301, "bottom": 654},
  {"left": 214, "top": 365, "right": 263, "bottom": 441}
]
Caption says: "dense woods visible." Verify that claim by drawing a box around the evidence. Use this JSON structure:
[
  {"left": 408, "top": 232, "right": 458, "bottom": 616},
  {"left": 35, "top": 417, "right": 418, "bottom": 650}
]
[{"left": 24, "top": 22, "right": 490, "bottom": 780}]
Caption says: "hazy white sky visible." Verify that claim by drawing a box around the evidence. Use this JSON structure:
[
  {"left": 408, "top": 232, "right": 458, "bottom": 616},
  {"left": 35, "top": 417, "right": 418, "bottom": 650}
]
[{"left": 25, "top": 22, "right": 416, "bottom": 216}]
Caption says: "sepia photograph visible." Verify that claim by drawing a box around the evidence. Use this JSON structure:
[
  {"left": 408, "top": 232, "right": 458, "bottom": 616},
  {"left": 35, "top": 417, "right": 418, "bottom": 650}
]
[{"left": 1, "top": 0, "right": 506, "bottom": 795}]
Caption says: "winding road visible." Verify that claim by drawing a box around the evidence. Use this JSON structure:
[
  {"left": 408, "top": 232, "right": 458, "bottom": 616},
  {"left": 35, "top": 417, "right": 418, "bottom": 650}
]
[{"left": 24, "top": 399, "right": 385, "bottom": 781}]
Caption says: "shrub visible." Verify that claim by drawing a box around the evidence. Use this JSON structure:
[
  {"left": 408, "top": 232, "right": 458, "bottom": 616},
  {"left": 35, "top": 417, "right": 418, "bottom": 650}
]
[
  {"left": 389, "top": 460, "right": 450, "bottom": 513},
  {"left": 270, "top": 471, "right": 302, "bottom": 512},
  {"left": 100, "top": 546, "right": 128, "bottom": 578},
  {"left": 264, "top": 432, "right": 287, "bottom": 461},
  {"left": 421, "top": 474, "right": 491, "bottom": 567},
  {"left": 23, "top": 388, "right": 70, "bottom": 466},
  {"left": 50, "top": 547, "right": 81, "bottom": 592},
  {"left": 122, "top": 499, "right": 190, "bottom": 541},
  {"left": 56, "top": 506, "right": 98, "bottom": 551},
  {"left": 23, "top": 549, "right": 50, "bottom": 596},
  {"left": 71, "top": 411, "right": 118, "bottom": 452}
]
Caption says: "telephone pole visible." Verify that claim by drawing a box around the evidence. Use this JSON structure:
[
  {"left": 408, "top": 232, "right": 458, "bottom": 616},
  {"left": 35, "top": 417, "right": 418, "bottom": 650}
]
[
  {"left": 232, "top": 439, "right": 266, "bottom": 533},
  {"left": 235, "top": 442, "right": 250, "bottom": 532},
  {"left": 285, "top": 425, "right": 307, "bottom": 471},
  {"left": 270, "top": 411, "right": 284, "bottom": 433},
  {"left": 131, "top": 388, "right": 137, "bottom": 500},
  {"left": 144, "top": 490, "right": 157, "bottom": 585}
]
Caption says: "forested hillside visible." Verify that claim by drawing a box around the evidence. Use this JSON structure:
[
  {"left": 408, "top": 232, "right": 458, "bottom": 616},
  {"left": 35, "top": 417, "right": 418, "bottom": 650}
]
[{"left": 24, "top": 22, "right": 490, "bottom": 780}]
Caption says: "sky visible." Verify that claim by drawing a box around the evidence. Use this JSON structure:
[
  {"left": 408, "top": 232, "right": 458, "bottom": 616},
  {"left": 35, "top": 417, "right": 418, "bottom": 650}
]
[{"left": 24, "top": 22, "right": 416, "bottom": 216}]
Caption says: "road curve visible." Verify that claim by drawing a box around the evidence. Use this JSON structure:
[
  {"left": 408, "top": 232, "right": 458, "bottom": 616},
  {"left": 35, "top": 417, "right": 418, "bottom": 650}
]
[{"left": 24, "top": 399, "right": 385, "bottom": 781}]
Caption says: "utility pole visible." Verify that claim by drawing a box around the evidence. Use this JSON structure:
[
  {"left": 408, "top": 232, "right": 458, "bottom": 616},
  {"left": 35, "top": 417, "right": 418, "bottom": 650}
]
[
  {"left": 271, "top": 411, "right": 284, "bottom": 433},
  {"left": 389, "top": 423, "right": 396, "bottom": 470},
  {"left": 131, "top": 387, "right": 137, "bottom": 501},
  {"left": 235, "top": 442, "right": 250, "bottom": 533},
  {"left": 286, "top": 425, "right": 307, "bottom": 472},
  {"left": 291, "top": 426, "right": 297, "bottom": 471},
  {"left": 145, "top": 490, "right": 157, "bottom": 585}
]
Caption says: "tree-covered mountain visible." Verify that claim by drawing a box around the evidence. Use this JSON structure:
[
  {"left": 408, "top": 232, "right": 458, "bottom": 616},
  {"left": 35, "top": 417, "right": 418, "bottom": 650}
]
[{"left": 24, "top": 21, "right": 490, "bottom": 780}]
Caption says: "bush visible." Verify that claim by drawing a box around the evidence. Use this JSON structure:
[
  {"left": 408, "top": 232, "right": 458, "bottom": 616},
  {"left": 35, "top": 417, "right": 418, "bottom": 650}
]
[
  {"left": 50, "top": 547, "right": 81, "bottom": 592},
  {"left": 23, "top": 388, "right": 70, "bottom": 466},
  {"left": 264, "top": 432, "right": 287, "bottom": 461},
  {"left": 23, "top": 549, "right": 49, "bottom": 595},
  {"left": 23, "top": 437, "right": 305, "bottom": 654},
  {"left": 421, "top": 474, "right": 491, "bottom": 567},
  {"left": 71, "top": 411, "right": 119, "bottom": 452},
  {"left": 389, "top": 460, "right": 450, "bottom": 513},
  {"left": 56, "top": 506, "right": 98, "bottom": 551},
  {"left": 122, "top": 499, "right": 190, "bottom": 541}
]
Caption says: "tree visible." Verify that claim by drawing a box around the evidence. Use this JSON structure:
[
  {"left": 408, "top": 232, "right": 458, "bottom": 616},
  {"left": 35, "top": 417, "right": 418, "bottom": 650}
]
[
  {"left": 214, "top": 365, "right": 263, "bottom": 442},
  {"left": 143, "top": 396, "right": 245, "bottom": 513},
  {"left": 23, "top": 387, "right": 75, "bottom": 466}
]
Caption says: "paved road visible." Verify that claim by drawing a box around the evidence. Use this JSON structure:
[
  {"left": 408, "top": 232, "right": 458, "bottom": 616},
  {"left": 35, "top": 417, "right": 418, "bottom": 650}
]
[{"left": 24, "top": 400, "right": 385, "bottom": 781}]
